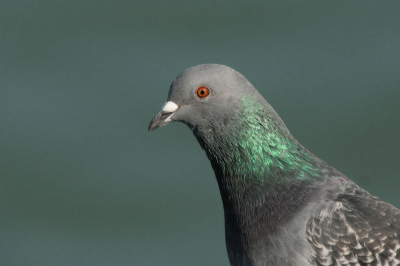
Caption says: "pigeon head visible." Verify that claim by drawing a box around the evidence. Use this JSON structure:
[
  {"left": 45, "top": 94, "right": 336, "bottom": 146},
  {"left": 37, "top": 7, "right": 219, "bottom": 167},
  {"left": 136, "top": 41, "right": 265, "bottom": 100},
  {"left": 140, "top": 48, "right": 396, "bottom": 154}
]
[
  {"left": 148, "top": 64, "right": 308, "bottom": 180},
  {"left": 148, "top": 64, "right": 260, "bottom": 132}
]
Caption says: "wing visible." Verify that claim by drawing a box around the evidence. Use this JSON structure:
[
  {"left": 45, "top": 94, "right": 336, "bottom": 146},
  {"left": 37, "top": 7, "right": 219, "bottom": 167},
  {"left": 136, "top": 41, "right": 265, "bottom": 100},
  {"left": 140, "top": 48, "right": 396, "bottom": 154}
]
[{"left": 307, "top": 184, "right": 400, "bottom": 266}]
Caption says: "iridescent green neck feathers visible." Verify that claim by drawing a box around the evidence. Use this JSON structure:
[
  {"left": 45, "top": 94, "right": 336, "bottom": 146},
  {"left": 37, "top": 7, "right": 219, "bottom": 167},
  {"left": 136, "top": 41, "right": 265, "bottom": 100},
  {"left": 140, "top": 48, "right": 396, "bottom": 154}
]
[{"left": 195, "top": 95, "right": 322, "bottom": 182}]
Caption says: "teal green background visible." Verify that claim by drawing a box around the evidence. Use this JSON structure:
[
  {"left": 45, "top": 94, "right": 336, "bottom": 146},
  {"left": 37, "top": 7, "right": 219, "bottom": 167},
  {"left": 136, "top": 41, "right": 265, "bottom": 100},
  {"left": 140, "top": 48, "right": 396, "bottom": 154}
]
[{"left": 1, "top": 1, "right": 400, "bottom": 265}]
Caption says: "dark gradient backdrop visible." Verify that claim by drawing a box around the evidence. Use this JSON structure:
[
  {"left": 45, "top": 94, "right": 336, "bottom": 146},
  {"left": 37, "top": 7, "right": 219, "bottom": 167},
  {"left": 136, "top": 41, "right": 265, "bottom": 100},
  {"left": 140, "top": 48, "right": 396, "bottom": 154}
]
[{"left": 1, "top": 1, "right": 400, "bottom": 265}]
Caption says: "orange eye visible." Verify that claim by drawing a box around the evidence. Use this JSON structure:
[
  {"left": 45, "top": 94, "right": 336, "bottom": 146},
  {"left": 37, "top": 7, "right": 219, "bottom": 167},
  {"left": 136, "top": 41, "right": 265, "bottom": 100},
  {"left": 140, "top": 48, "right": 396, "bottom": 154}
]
[{"left": 196, "top": 86, "right": 210, "bottom": 98}]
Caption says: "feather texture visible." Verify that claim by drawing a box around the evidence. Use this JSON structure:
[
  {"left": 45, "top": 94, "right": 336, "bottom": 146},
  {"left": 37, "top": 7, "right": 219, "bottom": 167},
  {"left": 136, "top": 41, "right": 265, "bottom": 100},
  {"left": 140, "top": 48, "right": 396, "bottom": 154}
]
[{"left": 307, "top": 183, "right": 400, "bottom": 266}]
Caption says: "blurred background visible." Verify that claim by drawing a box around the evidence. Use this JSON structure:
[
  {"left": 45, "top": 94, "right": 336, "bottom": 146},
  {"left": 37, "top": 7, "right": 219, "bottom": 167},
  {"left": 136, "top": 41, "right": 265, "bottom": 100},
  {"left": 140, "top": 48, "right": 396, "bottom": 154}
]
[{"left": 1, "top": 1, "right": 400, "bottom": 265}]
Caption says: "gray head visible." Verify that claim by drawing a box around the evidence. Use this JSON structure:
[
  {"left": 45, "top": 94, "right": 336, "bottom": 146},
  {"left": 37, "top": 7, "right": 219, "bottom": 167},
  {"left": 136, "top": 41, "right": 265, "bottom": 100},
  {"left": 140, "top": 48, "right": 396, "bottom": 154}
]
[{"left": 148, "top": 64, "right": 262, "bottom": 132}]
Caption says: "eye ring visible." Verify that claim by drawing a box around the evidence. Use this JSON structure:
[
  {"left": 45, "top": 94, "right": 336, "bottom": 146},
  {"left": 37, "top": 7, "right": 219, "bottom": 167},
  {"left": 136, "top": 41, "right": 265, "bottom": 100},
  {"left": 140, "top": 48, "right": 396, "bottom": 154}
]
[{"left": 196, "top": 86, "right": 210, "bottom": 98}]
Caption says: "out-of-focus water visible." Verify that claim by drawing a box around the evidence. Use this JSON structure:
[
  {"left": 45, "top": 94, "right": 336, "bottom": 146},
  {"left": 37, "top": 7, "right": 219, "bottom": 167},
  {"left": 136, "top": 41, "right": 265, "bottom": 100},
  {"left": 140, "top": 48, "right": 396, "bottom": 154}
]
[{"left": 1, "top": 1, "right": 400, "bottom": 265}]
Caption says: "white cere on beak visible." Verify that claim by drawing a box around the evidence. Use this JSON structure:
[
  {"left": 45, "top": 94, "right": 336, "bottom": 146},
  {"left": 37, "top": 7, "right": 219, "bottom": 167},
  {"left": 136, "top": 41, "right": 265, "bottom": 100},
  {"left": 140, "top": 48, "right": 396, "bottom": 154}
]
[{"left": 161, "top": 101, "right": 178, "bottom": 114}]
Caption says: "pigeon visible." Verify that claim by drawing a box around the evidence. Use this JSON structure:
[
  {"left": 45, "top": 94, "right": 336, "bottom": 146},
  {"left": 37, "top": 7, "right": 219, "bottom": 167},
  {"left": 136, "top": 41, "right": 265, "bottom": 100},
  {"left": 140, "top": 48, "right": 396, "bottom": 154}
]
[{"left": 148, "top": 64, "right": 400, "bottom": 266}]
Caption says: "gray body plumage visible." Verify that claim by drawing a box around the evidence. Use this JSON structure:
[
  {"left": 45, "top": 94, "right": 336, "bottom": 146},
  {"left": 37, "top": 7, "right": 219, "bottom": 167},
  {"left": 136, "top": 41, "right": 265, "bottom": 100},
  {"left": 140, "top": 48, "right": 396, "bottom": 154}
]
[{"left": 149, "top": 64, "right": 400, "bottom": 266}]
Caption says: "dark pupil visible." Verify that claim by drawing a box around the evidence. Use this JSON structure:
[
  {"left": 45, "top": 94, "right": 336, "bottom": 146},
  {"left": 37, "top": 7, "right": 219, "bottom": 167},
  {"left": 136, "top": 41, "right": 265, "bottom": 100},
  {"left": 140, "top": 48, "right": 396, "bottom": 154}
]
[{"left": 200, "top": 90, "right": 205, "bottom": 95}]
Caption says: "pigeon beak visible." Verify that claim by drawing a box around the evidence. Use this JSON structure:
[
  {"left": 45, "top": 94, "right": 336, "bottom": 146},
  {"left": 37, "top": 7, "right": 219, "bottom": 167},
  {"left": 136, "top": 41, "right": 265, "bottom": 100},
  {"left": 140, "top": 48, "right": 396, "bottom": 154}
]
[{"left": 148, "top": 101, "right": 179, "bottom": 131}]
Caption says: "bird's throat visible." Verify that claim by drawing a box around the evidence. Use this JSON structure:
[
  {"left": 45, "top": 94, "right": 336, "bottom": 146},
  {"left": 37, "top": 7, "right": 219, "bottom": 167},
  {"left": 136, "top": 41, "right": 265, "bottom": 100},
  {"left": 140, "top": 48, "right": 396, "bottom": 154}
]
[{"left": 196, "top": 95, "right": 321, "bottom": 185}]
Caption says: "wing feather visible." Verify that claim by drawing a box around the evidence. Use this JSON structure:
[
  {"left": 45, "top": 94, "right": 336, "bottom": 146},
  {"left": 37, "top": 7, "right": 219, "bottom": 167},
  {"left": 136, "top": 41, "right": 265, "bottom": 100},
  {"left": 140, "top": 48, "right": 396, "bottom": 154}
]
[{"left": 307, "top": 184, "right": 400, "bottom": 266}]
